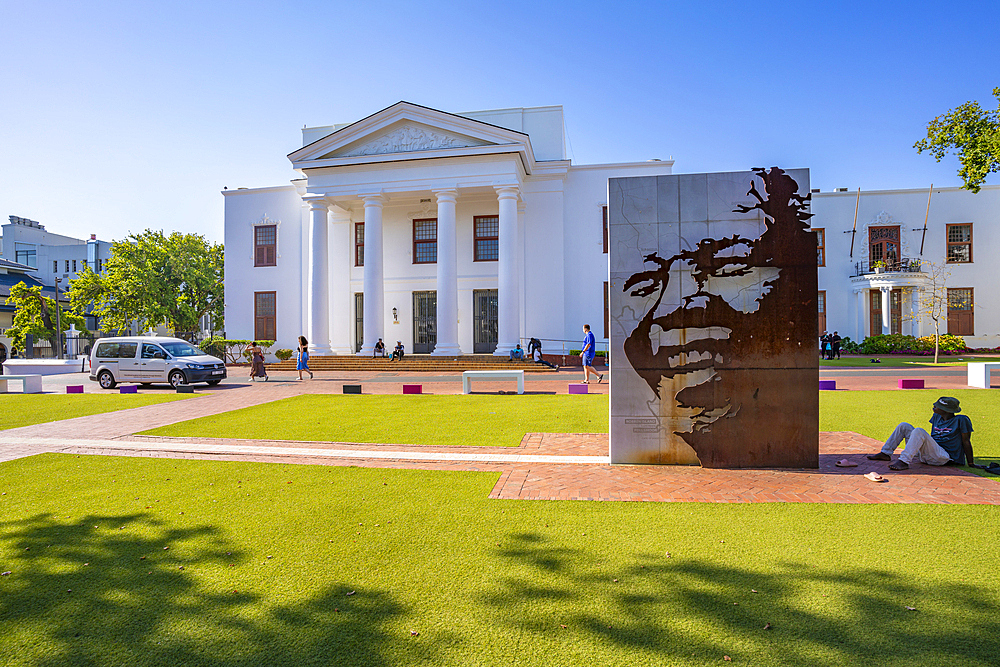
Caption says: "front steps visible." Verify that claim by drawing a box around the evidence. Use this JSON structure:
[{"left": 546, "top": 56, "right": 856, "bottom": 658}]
[{"left": 263, "top": 354, "right": 559, "bottom": 372}]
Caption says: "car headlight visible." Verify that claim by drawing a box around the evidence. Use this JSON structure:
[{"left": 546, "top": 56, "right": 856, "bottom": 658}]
[{"left": 186, "top": 363, "right": 206, "bottom": 370}]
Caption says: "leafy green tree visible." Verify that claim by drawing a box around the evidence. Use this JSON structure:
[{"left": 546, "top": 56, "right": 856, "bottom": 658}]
[
  {"left": 4, "top": 282, "right": 89, "bottom": 352},
  {"left": 914, "top": 87, "right": 1000, "bottom": 193},
  {"left": 69, "top": 230, "right": 224, "bottom": 334}
]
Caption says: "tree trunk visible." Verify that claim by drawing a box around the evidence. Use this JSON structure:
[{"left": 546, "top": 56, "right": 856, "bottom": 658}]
[{"left": 934, "top": 320, "right": 940, "bottom": 364}]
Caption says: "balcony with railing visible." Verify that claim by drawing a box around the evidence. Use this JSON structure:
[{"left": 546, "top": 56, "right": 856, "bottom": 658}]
[{"left": 851, "top": 257, "right": 925, "bottom": 278}]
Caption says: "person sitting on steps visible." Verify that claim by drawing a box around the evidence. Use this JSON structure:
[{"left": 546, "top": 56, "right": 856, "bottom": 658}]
[
  {"left": 509, "top": 344, "right": 524, "bottom": 361},
  {"left": 390, "top": 341, "right": 404, "bottom": 362},
  {"left": 373, "top": 339, "right": 386, "bottom": 358},
  {"left": 867, "top": 396, "right": 981, "bottom": 471}
]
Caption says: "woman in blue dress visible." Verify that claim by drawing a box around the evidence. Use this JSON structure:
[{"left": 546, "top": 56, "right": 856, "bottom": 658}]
[{"left": 296, "top": 335, "right": 314, "bottom": 380}]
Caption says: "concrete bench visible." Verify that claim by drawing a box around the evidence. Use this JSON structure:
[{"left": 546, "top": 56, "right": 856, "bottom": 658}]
[
  {"left": 818, "top": 380, "right": 837, "bottom": 390},
  {"left": 462, "top": 370, "right": 524, "bottom": 395},
  {"left": 0, "top": 374, "right": 43, "bottom": 394},
  {"left": 898, "top": 379, "right": 925, "bottom": 389},
  {"left": 402, "top": 384, "right": 422, "bottom": 394},
  {"left": 343, "top": 385, "right": 362, "bottom": 394},
  {"left": 968, "top": 362, "right": 1000, "bottom": 389},
  {"left": 568, "top": 383, "right": 589, "bottom": 394}
]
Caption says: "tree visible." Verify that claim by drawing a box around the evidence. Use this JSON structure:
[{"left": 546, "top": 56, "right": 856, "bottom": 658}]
[
  {"left": 914, "top": 87, "right": 1000, "bottom": 193},
  {"left": 906, "top": 260, "right": 969, "bottom": 364},
  {"left": 68, "top": 230, "right": 224, "bottom": 334},
  {"left": 4, "top": 282, "right": 89, "bottom": 353}
]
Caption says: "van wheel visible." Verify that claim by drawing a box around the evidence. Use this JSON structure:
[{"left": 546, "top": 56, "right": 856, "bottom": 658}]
[
  {"left": 168, "top": 370, "right": 187, "bottom": 388},
  {"left": 98, "top": 370, "right": 117, "bottom": 389}
]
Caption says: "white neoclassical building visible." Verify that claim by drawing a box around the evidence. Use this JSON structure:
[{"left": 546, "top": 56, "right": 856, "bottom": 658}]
[
  {"left": 223, "top": 102, "right": 674, "bottom": 355},
  {"left": 224, "top": 102, "right": 1000, "bottom": 356}
]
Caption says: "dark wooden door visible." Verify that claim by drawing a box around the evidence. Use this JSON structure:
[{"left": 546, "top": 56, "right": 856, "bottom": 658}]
[
  {"left": 413, "top": 291, "right": 436, "bottom": 354},
  {"left": 869, "top": 226, "right": 900, "bottom": 268},
  {"left": 473, "top": 289, "right": 498, "bottom": 353}
]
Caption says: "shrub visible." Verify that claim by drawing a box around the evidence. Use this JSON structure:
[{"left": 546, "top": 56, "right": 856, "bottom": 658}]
[
  {"left": 198, "top": 339, "right": 273, "bottom": 364},
  {"left": 274, "top": 348, "right": 293, "bottom": 361},
  {"left": 840, "top": 336, "right": 861, "bottom": 353},
  {"left": 569, "top": 350, "right": 608, "bottom": 357},
  {"left": 857, "top": 333, "right": 967, "bottom": 355}
]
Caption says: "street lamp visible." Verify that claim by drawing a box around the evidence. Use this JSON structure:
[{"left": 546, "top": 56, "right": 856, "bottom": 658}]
[{"left": 53, "top": 277, "right": 63, "bottom": 360}]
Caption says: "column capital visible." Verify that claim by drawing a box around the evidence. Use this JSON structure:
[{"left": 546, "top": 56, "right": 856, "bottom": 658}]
[
  {"left": 360, "top": 193, "right": 385, "bottom": 208},
  {"left": 432, "top": 188, "right": 458, "bottom": 203},
  {"left": 303, "top": 195, "right": 330, "bottom": 212},
  {"left": 494, "top": 185, "right": 520, "bottom": 200}
]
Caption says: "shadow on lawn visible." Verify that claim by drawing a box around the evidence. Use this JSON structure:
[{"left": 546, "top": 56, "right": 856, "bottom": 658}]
[
  {"left": 484, "top": 532, "right": 1000, "bottom": 666},
  {"left": 0, "top": 513, "right": 416, "bottom": 666}
]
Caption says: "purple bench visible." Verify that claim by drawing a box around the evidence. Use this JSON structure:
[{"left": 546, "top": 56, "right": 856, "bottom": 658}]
[
  {"left": 402, "top": 384, "right": 422, "bottom": 395},
  {"left": 119, "top": 385, "right": 138, "bottom": 394},
  {"left": 569, "top": 383, "right": 589, "bottom": 394},
  {"left": 898, "top": 379, "right": 925, "bottom": 389},
  {"left": 818, "top": 380, "right": 837, "bottom": 391},
  {"left": 66, "top": 385, "right": 84, "bottom": 394}
]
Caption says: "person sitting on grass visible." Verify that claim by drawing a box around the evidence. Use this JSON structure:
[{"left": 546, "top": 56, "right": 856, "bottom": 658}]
[
  {"left": 867, "top": 396, "right": 979, "bottom": 471},
  {"left": 509, "top": 344, "right": 524, "bottom": 361}
]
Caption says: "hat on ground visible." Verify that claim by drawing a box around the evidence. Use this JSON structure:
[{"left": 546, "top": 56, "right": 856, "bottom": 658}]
[{"left": 933, "top": 396, "right": 962, "bottom": 413}]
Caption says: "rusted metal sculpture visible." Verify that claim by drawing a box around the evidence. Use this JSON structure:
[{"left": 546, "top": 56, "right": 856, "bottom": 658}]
[{"left": 618, "top": 168, "right": 819, "bottom": 468}]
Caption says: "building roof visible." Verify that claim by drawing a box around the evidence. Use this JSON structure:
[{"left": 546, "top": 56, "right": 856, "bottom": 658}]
[{"left": 0, "top": 257, "right": 36, "bottom": 272}]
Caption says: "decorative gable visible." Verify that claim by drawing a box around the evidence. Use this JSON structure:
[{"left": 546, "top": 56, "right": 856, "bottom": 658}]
[
  {"left": 288, "top": 102, "right": 537, "bottom": 173},
  {"left": 324, "top": 122, "right": 492, "bottom": 159}
]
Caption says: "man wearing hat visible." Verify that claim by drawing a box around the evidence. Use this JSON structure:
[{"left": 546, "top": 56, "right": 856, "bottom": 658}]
[{"left": 867, "top": 396, "right": 976, "bottom": 470}]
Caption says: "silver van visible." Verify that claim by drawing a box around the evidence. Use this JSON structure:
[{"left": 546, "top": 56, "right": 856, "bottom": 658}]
[{"left": 89, "top": 336, "right": 227, "bottom": 389}]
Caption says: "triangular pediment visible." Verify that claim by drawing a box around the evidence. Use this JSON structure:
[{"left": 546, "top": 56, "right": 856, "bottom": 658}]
[
  {"left": 321, "top": 121, "right": 494, "bottom": 159},
  {"left": 288, "top": 101, "right": 535, "bottom": 171}
]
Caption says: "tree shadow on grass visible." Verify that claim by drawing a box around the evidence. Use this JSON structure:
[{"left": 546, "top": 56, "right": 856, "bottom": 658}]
[
  {"left": 482, "top": 532, "right": 1000, "bottom": 666},
  {"left": 0, "top": 513, "right": 419, "bottom": 666}
]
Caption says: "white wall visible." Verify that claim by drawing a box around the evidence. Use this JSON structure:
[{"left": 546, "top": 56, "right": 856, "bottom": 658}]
[{"left": 223, "top": 186, "right": 305, "bottom": 348}]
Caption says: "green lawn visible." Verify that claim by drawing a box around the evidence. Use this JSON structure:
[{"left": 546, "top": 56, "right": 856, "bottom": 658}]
[
  {"left": 1, "top": 454, "right": 998, "bottom": 666},
  {"left": 0, "top": 394, "right": 193, "bottom": 431},
  {"left": 140, "top": 394, "right": 609, "bottom": 446},
  {"left": 820, "top": 389, "right": 1000, "bottom": 468},
  {"left": 820, "top": 355, "right": 1000, "bottom": 367}
]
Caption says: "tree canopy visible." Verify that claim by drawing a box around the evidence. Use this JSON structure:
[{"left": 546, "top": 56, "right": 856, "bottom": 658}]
[
  {"left": 4, "top": 282, "right": 89, "bottom": 351},
  {"left": 68, "top": 230, "right": 224, "bottom": 334},
  {"left": 914, "top": 87, "right": 1000, "bottom": 193}
]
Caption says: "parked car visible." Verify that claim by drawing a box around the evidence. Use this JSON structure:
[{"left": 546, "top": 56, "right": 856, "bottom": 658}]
[{"left": 89, "top": 336, "right": 227, "bottom": 389}]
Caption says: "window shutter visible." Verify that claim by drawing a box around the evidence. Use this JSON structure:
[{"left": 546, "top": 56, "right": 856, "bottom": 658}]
[
  {"left": 255, "top": 246, "right": 265, "bottom": 266},
  {"left": 266, "top": 246, "right": 275, "bottom": 266}
]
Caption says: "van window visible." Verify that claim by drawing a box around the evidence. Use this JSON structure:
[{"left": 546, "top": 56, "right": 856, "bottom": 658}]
[
  {"left": 141, "top": 343, "right": 165, "bottom": 359},
  {"left": 118, "top": 342, "right": 138, "bottom": 359},
  {"left": 95, "top": 342, "right": 119, "bottom": 358}
]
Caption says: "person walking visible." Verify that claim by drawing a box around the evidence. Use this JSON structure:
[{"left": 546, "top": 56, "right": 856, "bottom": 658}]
[
  {"left": 249, "top": 341, "right": 268, "bottom": 381},
  {"left": 581, "top": 324, "right": 603, "bottom": 383},
  {"left": 296, "top": 335, "right": 314, "bottom": 380}
]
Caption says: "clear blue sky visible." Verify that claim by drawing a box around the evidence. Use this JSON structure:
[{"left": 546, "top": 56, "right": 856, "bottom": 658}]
[{"left": 1, "top": 0, "right": 997, "bottom": 243}]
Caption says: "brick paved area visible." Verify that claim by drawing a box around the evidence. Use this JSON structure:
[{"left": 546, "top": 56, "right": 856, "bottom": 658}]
[{"left": 2, "top": 368, "right": 997, "bottom": 504}]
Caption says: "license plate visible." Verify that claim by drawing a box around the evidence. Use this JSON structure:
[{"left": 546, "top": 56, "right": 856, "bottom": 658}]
[{"left": 211, "top": 370, "right": 224, "bottom": 375}]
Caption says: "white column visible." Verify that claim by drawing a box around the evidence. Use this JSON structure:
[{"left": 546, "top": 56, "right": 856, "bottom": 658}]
[
  {"left": 495, "top": 185, "right": 520, "bottom": 355},
  {"left": 855, "top": 290, "right": 867, "bottom": 341},
  {"left": 432, "top": 189, "right": 461, "bottom": 355},
  {"left": 359, "top": 194, "right": 384, "bottom": 356},
  {"left": 329, "top": 207, "right": 353, "bottom": 354},
  {"left": 306, "top": 197, "right": 333, "bottom": 355},
  {"left": 880, "top": 286, "right": 891, "bottom": 334},
  {"left": 912, "top": 288, "right": 923, "bottom": 337}
]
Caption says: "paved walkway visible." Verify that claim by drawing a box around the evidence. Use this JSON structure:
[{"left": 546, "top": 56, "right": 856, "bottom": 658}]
[{"left": 2, "top": 368, "right": 997, "bottom": 505}]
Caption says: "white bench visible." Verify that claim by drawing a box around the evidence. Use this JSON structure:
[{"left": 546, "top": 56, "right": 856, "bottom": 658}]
[
  {"left": 0, "top": 374, "right": 43, "bottom": 394},
  {"left": 967, "top": 362, "right": 1000, "bottom": 388},
  {"left": 462, "top": 369, "right": 525, "bottom": 395}
]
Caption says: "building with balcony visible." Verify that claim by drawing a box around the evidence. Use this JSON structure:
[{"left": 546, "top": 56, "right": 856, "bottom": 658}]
[{"left": 812, "top": 184, "right": 1000, "bottom": 348}]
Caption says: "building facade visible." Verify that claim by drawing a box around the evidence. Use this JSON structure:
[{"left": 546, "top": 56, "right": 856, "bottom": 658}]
[
  {"left": 813, "top": 184, "right": 1000, "bottom": 349},
  {"left": 224, "top": 102, "right": 1000, "bottom": 355},
  {"left": 223, "top": 102, "right": 674, "bottom": 355}
]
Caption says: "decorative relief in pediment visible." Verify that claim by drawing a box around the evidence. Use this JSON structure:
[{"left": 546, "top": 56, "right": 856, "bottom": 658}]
[{"left": 328, "top": 124, "right": 492, "bottom": 158}]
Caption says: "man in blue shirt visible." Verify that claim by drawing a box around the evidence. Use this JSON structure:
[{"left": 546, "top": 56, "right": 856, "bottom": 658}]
[
  {"left": 581, "top": 324, "right": 603, "bottom": 383},
  {"left": 867, "top": 396, "right": 977, "bottom": 470}
]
